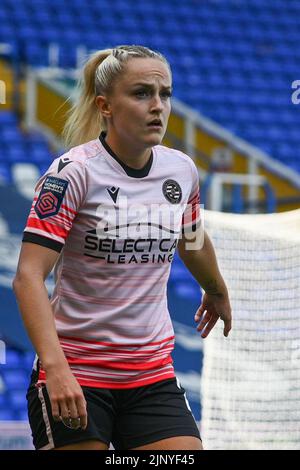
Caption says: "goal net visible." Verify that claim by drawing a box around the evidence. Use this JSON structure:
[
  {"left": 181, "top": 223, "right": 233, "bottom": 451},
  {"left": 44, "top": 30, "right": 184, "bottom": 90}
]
[{"left": 200, "top": 209, "right": 300, "bottom": 450}]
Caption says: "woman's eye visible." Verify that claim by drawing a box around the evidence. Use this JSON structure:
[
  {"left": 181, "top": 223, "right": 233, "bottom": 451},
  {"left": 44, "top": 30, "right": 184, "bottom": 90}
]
[
  {"left": 135, "top": 90, "right": 148, "bottom": 98},
  {"left": 161, "top": 91, "right": 172, "bottom": 99},
  {"left": 134, "top": 90, "right": 172, "bottom": 99}
]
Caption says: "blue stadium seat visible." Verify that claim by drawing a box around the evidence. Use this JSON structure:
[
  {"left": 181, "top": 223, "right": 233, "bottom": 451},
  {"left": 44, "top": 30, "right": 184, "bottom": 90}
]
[
  {"left": 0, "top": 163, "right": 12, "bottom": 183},
  {"left": 169, "top": 264, "right": 188, "bottom": 283},
  {"left": 2, "top": 370, "right": 29, "bottom": 390},
  {"left": 60, "top": 29, "right": 82, "bottom": 44},
  {"left": 30, "top": 10, "right": 53, "bottom": 24},
  {"left": 71, "top": 0, "right": 92, "bottom": 7},
  {"left": 2, "top": 349, "right": 23, "bottom": 369},
  {"left": 174, "top": 283, "right": 200, "bottom": 301},
  {"left": 0, "top": 393, "right": 8, "bottom": 407},
  {"left": 55, "top": 12, "right": 76, "bottom": 26},
  {"left": 26, "top": 131, "right": 49, "bottom": 146},
  {"left": 1, "top": 128, "right": 21, "bottom": 142},
  {"left": 0, "top": 409, "right": 16, "bottom": 420},
  {"left": 37, "top": 162, "right": 52, "bottom": 175},
  {"left": 9, "top": 9, "right": 31, "bottom": 24},
  {"left": 39, "top": 27, "right": 62, "bottom": 43},
  {"left": 15, "top": 409, "right": 29, "bottom": 421},
  {"left": 6, "top": 148, "right": 28, "bottom": 164},
  {"left": 24, "top": 351, "right": 35, "bottom": 371},
  {"left": 0, "top": 9, "right": 11, "bottom": 22},
  {"left": 27, "top": 141, "right": 49, "bottom": 153},
  {"left": 286, "top": 127, "right": 300, "bottom": 142},
  {"left": 18, "top": 26, "right": 39, "bottom": 41},
  {"left": 9, "top": 390, "right": 27, "bottom": 411},
  {"left": 0, "top": 0, "right": 299, "bottom": 173},
  {"left": 0, "top": 25, "right": 16, "bottom": 42},
  {"left": 0, "top": 145, "right": 8, "bottom": 160},
  {"left": 29, "top": 148, "right": 52, "bottom": 165},
  {"left": 3, "top": 0, "right": 29, "bottom": 7},
  {"left": 0, "top": 112, "right": 18, "bottom": 126},
  {"left": 23, "top": 44, "right": 49, "bottom": 67},
  {"left": 4, "top": 141, "right": 26, "bottom": 153}
]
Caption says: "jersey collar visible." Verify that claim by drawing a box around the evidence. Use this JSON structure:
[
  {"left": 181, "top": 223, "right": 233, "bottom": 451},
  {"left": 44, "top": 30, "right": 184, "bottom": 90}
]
[{"left": 99, "top": 132, "right": 153, "bottom": 178}]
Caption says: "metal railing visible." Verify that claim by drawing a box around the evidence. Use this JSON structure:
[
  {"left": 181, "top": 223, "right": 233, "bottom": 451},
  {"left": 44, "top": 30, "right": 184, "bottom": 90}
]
[{"left": 201, "top": 172, "right": 276, "bottom": 213}]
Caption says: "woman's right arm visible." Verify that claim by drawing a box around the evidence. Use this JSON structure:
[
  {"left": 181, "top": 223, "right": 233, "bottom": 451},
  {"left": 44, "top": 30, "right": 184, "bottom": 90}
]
[{"left": 12, "top": 242, "right": 87, "bottom": 429}]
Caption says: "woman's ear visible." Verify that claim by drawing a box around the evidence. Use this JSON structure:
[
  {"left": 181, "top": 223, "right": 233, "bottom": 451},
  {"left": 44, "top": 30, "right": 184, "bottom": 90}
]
[{"left": 95, "top": 95, "right": 112, "bottom": 119}]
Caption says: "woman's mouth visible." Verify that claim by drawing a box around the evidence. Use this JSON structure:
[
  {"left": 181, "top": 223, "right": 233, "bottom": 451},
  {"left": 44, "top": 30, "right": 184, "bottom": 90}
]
[{"left": 147, "top": 119, "right": 163, "bottom": 130}]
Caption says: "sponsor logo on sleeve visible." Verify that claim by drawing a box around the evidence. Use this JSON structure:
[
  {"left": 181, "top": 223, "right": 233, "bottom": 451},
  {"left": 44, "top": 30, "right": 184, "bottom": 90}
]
[{"left": 34, "top": 176, "right": 69, "bottom": 219}]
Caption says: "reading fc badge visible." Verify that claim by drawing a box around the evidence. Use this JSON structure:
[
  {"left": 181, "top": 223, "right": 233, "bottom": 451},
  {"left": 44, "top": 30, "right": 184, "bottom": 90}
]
[{"left": 162, "top": 179, "right": 182, "bottom": 204}]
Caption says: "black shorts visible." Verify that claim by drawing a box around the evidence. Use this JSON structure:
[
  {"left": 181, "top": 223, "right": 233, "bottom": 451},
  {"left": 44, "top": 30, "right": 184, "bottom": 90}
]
[{"left": 26, "top": 368, "right": 201, "bottom": 450}]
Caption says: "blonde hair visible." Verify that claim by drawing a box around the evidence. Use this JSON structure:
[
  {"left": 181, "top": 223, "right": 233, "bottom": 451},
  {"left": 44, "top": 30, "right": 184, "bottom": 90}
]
[{"left": 62, "top": 45, "right": 171, "bottom": 149}]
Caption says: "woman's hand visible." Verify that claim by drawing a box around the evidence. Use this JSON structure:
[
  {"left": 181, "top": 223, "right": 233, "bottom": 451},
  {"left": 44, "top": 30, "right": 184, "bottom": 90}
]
[
  {"left": 45, "top": 365, "right": 88, "bottom": 430},
  {"left": 195, "top": 291, "right": 232, "bottom": 338}
]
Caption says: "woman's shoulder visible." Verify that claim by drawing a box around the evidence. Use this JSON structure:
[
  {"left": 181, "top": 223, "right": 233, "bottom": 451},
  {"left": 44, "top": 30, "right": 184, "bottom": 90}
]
[
  {"left": 64, "top": 139, "right": 102, "bottom": 165},
  {"left": 154, "top": 144, "right": 195, "bottom": 167},
  {"left": 43, "top": 139, "right": 101, "bottom": 180}
]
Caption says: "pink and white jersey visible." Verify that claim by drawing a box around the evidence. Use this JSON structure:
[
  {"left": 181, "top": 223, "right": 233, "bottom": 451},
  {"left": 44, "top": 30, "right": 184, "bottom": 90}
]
[{"left": 23, "top": 134, "right": 200, "bottom": 389}]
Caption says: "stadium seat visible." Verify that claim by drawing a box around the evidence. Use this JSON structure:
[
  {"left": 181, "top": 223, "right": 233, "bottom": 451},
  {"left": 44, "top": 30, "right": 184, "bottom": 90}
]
[
  {"left": 0, "top": 10, "right": 10, "bottom": 22},
  {"left": 23, "top": 351, "right": 35, "bottom": 371},
  {"left": 12, "top": 163, "right": 40, "bottom": 199},
  {"left": 0, "top": 392, "right": 8, "bottom": 408},
  {"left": 15, "top": 409, "right": 29, "bottom": 421},
  {"left": 1, "top": 128, "right": 22, "bottom": 142},
  {"left": 39, "top": 27, "right": 62, "bottom": 43},
  {"left": 6, "top": 148, "right": 28, "bottom": 164},
  {"left": 58, "top": 46, "right": 78, "bottom": 68},
  {"left": 169, "top": 264, "right": 188, "bottom": 283},
  {"left": 0, "top": 409, "right": 16, "bottom": 420},
  {"left": 23, "top": 44, "right": 49, "bottom": 67},
  {"left": 1, "top": 370, "right": 29, "bottom": 390},
  {"left": 0, "top": 112, "right": 18, "bottom": 126},
  {"left": 174, "top": 283, "right": 200, "bottom": 302},
  {"left": 0, "top": 163, "right": 12, "bottom": 183},
  {"left": 1, "top": 349, "right": 23, "bottom": 369},
  {"left": 0, "top": 25, "right": 16, "bottom": 42},
  {"left": 30, "top": 10, "right": 53, "bottom": 24},
  {"left": 9, "top": 390, "right": 27, "bottom": 411},
  {"left": 0, "top": 1, "right": 299, "bottom": 176}
]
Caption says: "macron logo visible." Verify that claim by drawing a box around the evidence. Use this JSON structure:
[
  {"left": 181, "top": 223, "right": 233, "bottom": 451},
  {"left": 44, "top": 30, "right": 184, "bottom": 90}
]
[
  {"left": 106, "top": 186, "right": 120, "bottom": 203},
  {"left": 58, "top": 157, "right": 72, "bottom": 173}
]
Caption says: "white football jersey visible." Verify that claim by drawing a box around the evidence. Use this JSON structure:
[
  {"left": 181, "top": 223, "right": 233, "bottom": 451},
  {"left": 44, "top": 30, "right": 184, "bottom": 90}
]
[{"left": 23, "top": 133, "right": 200, "bottom": 388}]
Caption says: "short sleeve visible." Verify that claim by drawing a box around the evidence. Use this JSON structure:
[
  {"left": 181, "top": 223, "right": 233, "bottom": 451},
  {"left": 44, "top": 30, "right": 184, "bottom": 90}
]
[
  {"left": 181, "top": 159, "right": 201, "bottom": 234},
  {"left": 22, "top": 155, "right": 87, "bottom": 252}
]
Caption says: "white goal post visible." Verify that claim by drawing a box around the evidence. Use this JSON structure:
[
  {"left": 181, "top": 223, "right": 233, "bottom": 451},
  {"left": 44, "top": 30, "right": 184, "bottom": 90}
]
[{"left": 200, "top": 209, "right": 300, "bottom": 450}]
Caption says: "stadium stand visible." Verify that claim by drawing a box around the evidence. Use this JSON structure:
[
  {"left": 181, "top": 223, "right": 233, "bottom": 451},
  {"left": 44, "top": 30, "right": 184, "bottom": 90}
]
[
  {"left": 0, "top": 111, "right": 53, "bottom": 183},
  {"left": 1, "top": 0, "right": 300, "bottom": 172}
]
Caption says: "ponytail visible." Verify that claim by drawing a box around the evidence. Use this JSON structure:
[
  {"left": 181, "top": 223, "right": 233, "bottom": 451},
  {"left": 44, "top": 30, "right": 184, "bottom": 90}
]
[
  {"left": 62, "top": 45, "right": 170, "bottom": 149},
  {"left": 62, "top": 49, "right": 112, "bottom": 149}
]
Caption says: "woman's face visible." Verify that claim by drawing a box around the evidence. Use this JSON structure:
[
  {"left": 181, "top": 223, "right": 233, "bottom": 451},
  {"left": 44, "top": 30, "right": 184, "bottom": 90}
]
[{"left": 98, "top": 58, "right": 172, "bottom": 152}]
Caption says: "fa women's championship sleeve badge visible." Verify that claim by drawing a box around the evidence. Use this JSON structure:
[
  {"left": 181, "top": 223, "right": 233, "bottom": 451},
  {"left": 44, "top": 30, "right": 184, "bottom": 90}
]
[
  {"left": 34, "top": 176, "right": 69, "bottom": 219},
  {"left": 162, "top": 179, "right": 182, "bottom": 204}
]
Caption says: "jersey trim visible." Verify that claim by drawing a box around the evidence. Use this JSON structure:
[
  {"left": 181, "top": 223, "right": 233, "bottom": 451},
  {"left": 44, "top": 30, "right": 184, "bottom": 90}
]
[
  {"left": 37, "top": 365, "right": 175, "bottom": 389},
  {"left": 99, "top": 132, "right": 153, "bottom": 178},
  {"left": 22, "top": 232, "right": 64, "bottom": 253}
]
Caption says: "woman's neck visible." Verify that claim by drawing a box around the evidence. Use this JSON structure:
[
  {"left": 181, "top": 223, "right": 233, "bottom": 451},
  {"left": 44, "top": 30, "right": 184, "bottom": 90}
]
[{"left": 104, "top": 133, "right": 152, "bottom": 170}]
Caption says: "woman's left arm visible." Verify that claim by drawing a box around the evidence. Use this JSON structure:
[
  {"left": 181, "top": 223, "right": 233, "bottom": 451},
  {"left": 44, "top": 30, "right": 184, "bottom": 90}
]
[{"left": 177, "top": 230, "right": 232, "bottom": 338}]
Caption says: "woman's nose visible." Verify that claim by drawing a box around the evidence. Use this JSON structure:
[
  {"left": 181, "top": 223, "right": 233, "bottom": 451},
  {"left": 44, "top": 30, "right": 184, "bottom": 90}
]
[{"left": 150, "top": 94, "right": 164, "bottom": 111}]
